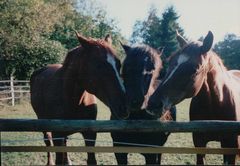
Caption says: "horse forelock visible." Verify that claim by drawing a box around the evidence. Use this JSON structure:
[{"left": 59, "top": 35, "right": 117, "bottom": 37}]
[
  {"left": 130, "top": 44, "right": 163, "bottom": 70},
  {"left": 63, "top": 38, "right": 118, "bottom": 69},
  {"left": 89, "top": 38, "right": 118, "bottom": 58},
  {"left": 169, "top": 41, "right": 201, "bottom": 60}
]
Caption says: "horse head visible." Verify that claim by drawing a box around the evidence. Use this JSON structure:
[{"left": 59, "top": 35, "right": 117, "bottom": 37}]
[
  {"left": 147, "top": 31, "right": 214, "bottom": 117},
  {"left": 63, "top": 32, "right": 129, "bottom": 119},
  {"left": 121, "top": 43, "right": 163, "bottom": 112}
]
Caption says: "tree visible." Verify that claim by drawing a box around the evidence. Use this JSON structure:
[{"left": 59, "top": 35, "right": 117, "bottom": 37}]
[
  {"left": 130, "top": 6, "right": 161, "bottom": 48},
  {"left": 158, "top": 6, "right": 184, "bottom": 57},
  {"left": 0, "top": 0, "right": 126, "bottom": 79},
  {"left": 130, "top": 5, "right": 184, "bottom": 74},
  {"left": 49, "top": 0, "right": 126, "bottom": 57},
  {"left": 214, "top": 34, "right": 240, "bottom": 69},
  {"left": 131, "top": 6, "right": 184, "bottom": 56},
  {"left": 0, "top": 0, "right": 69, "bottom": 79}
]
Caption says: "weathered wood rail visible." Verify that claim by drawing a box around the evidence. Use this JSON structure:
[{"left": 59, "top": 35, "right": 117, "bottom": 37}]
[
  {"left": 1, "top": 119, "right": 240, "bottom": 133},
  {"left": 1, "top": 119, "right": 240, "bottom": 155}
]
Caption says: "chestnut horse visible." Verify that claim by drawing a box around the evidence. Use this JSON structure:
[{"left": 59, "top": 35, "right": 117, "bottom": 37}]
[
  {"left": 111, "top": 44, "right": 176, "bottom": 165},
  {"left": 147, "top": 31, "right": 240, "bottom": 165},
  {"left": 30, "top": 33, "right": 129, "bottom": 165}
]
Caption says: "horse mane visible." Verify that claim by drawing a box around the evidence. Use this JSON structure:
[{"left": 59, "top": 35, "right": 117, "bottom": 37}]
[
  {"left": 208, "top": 51, "right": 228, "bottom": 72},
  {"left": 167, "top": 42, "right": 200, "bottom": 61},
  {"left": 130, "top": 44, "right": 163, "bottom": 82}
]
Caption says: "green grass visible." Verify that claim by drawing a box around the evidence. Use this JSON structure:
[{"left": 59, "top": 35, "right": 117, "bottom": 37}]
[{"left": 1, "top": 99, "right": 239, "bottom": 165}]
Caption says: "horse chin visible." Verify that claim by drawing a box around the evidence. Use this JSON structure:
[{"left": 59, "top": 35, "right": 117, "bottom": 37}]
[
  {"left": 93, "top": 93, "right": 129, "bottom": 119},
  {"left": 146, "top": 102, "right": 172, "bottom": 118}
]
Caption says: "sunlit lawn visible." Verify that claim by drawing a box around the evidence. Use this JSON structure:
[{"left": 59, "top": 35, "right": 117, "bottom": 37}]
[{"left": 1, "top": 99, "right": 239, "bottom": 165}]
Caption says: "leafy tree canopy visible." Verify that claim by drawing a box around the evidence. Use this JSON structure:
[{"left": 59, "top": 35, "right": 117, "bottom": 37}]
[
  {"left": 130, "top": 5, "right": 184, "bottom": 75},
  {"left": 131, "top": 5, "right": 184, "bottom": 57},
  {"left": 0, "top": 0, "right": 125, "bottom": 79},
  {"left": 214, "top": 34, "right": 240, "bottom": 70}
]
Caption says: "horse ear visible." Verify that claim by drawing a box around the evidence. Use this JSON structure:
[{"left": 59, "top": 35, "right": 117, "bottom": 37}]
[
  {"left": 105, "top": 34, "right": 112, "bottom": 46},
  {"left": 120, "top": 41, "right": 131, "bottom": 53},
  {"left": 176, "top": 30, "right": 187, "bottom": 48},
  {"left": 200, "top": 31, "right": 214, "bottom": 54},
  {"left": 75, "top": 31, "right": 90, "bottom": 48}
]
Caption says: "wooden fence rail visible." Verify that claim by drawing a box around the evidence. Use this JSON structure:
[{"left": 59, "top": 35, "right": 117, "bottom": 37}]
[
  {"left": 2, "top": 146, "right": 240, "bottom": 155},
  {"left": 1, "top": 119, "right": 240, "bottom": 156},
  {"left": 1, "top": 119, "right": 240, "bottom": 133}
]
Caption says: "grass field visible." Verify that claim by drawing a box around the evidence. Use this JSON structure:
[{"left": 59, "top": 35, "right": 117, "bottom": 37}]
[{"left": 1, "top": 99, "right": 239, "bottom": 165}]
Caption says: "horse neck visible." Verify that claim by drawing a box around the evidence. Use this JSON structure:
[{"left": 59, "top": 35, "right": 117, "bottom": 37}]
[
  {"left": 62, "top": 47, "right": 86, "bottom": 108},
  {"left": 197, "top": 53, "right": 240, "bottom": 121},
  {"left": 203, "top": 53, "right": 228, "bottom": 103}
]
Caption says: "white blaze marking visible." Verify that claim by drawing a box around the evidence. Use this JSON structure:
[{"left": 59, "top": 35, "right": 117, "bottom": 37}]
[
  {"left": 141, "top": 71, "right": 156, "bottom": 110},
  {"left": 107, "top": 53, "right": 126, "bottom": 92},
  {"left": 162, "top": 54, "right": 189, "bottom": 85}
]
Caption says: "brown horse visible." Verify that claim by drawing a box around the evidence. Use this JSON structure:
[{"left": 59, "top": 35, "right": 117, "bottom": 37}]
[
  {"left": 147, "top": 31, "right": 240, "bottom": 165},
  {"left": 30, "top": 33, "right": 129, "bottom": 165}
]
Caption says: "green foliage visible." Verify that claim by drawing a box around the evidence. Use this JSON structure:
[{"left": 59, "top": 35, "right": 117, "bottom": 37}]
[
  {"left": 0, "top": 38, "right": 66, "bottom": 79},
  {"left": 131, "top": 6, "right": 184, "bottom": 57},
  {"left": 130, "top": 6, "right": 184, "bottom": 75},
  {"left": 130, "top": 7, "right": 161, "bottom": 48},
  {"left": 0, "top": 0, "right": 70, "bottom": 79},
  {"left": 159, "top": 6, "right": 184, "bottom": 57},
  {"left": 49, "top": 0, "right": 125, "bottom": 56},
  {"left": 214, "top": 34, "right": 240, "bottom": 70},
  {"left": 0, "top": 0, "right": 125, "bottom": 79}
]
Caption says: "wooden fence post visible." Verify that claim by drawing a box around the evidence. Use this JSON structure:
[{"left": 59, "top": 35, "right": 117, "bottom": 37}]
[{"left": 10, "top": 76, "right": 15, "bottom": 106}]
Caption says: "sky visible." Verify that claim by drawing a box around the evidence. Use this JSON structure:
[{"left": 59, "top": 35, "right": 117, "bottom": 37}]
[{"left": 98, "top": 0, "right": 240, "bottom": 44}]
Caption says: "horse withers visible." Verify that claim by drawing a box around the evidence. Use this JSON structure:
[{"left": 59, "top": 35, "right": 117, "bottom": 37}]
[
  {"left": 110, "top": 44, "right": 176, "bottom": 165},
  {"left": 147, "top": 31, "right": 240, "bottom": 165},
  {"left": 30, "top": 33, "right": 129, "bottom": 165}
]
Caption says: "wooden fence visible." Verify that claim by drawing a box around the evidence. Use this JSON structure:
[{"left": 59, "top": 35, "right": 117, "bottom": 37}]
[
  {"left": 0, "top": 77, "right": 30, "bottom": 106},
  {"left": 1, "top": 119, "right": 240, "bottom": 155}
]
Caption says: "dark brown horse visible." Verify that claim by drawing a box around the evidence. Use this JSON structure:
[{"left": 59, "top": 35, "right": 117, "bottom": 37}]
[
  {"left": 111, "top": 44, "right": 176, "bottom": 165},
  {"left": 30, "top": 33, "right": 129, "bottom": 165},
  {"left": 147, "top": 31, "right": 240, "bottom": 165}
]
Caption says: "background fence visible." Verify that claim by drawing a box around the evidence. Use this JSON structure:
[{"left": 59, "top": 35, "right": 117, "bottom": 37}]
[{"left": 0, "top": 77, "right": 30, "bottom": 106}]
